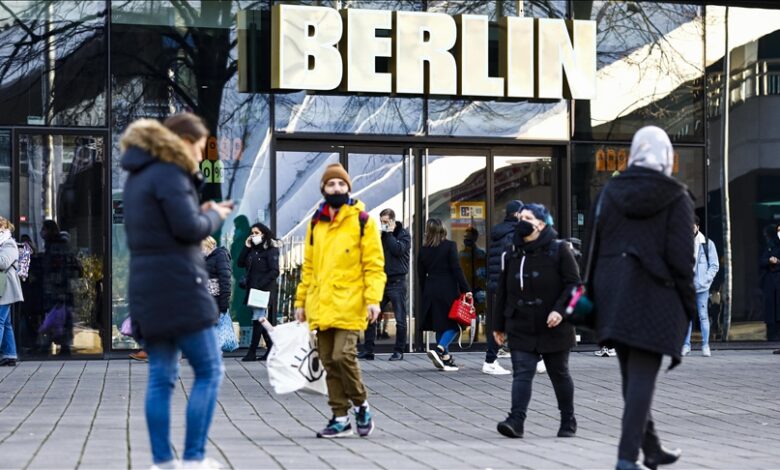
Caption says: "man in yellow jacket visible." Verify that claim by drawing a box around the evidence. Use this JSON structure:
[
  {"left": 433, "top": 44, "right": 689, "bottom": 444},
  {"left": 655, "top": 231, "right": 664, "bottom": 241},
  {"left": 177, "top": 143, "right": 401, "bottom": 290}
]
[{"left": 294, "top": 163, "right": 386, "bottom": 438}]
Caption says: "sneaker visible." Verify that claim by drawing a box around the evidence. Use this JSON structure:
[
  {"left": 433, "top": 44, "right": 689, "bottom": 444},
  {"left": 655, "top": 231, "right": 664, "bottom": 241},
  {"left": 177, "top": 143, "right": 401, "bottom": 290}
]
[
  {"left": 354, "top": 406, "right": 374, "bottom": 437},
  {"left": 357, "top": 351, "right": 375, "bottom": 360},
  {"left": 181, "top": 457, "right": 222, "bottom": 469},
  {"left": 442, "top": 356, "right": 459, "bottom": 372},
  {"left": 536, "top": 360, "right": 546, "bottom": 374},
  {"left": 427, "top": 347, "right": 445, "bottom": 369},
  {"left": 682, "top": 345, "right": 691, "bottom": 356},
  {"left": 149, "top": 460, "right": 179, "bottom": 470},
  {"left": 316, "top": 417, "right": 353, "bottom": 438},
  {"left": 482, "top": 361, "right": 511, "bottom": 375},
  {"left": 497, "top": 418, "right": 524, "bottom": 438},
  {"left": 388, "top": 352, "right": 404, "bottom": 361},
  {"left": 0, "top": 358, "right": 18, "bottom": 367},
  {"left": 702, "top": 345, "right": 711, "bottom": 357},
  {"left": 497, "top": 346, "right": 511, "bottom": 358},
  {"left": 129, "top": 351, "right": 148, "bottom": 362},
  {"left": 605, "top": 348, "right": 616, "bottom": 357},
  {"left": 594, "top": 346, "right": 616, "bottom": 357}
]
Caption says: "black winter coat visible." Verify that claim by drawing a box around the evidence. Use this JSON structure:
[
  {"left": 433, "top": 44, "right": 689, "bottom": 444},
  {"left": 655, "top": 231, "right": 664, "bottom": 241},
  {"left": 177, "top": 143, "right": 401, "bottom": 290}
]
[
  {"left": 590, "top": 166, "right": 696, "bottom": 367},
  {"left": 418, "top": 240, "right": 470, "bottom": 334},
  {"left": 238, "top": 242, "right": 280, "bottom": 318},
  {"left": 121, "top": 120, "right": 222, "bottom": 342},
  {"left": 487, "top": 217, "right": 518, "bottom": 292},
  {"left": 759, "top": 238, "right": 780, "bottom": 325},
  {"left": 205, "top": 247, "right": 231, "bottom": 313},
  {"left": 382, "top": 222, "right": 411, "bottom": 280},
  {"left": 494, "top": 227, "right": 580, "bottom": 353}
]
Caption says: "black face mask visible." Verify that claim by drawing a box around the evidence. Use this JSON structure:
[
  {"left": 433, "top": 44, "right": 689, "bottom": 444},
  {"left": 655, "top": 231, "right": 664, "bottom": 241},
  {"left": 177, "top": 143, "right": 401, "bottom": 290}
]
[
  {"left": 324, "top": 193, "right": 349, "bottom": 208},
  {"left": 516, "top": 220, "right": 535, "bottom": 238}
]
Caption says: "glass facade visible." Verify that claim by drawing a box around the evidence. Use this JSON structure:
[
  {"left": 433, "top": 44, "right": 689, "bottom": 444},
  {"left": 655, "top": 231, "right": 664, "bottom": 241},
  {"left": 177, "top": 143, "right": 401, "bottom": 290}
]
[{"left": 1, "top": 0, "right": 778, "bottom": 356}]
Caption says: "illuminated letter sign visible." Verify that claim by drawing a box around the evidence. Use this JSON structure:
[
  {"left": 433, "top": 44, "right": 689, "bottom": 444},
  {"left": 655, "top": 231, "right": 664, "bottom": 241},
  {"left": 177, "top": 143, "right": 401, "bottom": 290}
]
[{"left": 266, "top": 5, "right": 596, "bottom": 100}]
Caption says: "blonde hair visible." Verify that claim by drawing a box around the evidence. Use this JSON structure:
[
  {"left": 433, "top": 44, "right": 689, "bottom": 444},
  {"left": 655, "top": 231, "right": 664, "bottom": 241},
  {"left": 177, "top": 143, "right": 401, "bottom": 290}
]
[
  {"left": 202, "top": 236, "right": 217, "bottom": 252},
  {"left": 0, "top": 216, "right": 14, "bottom": 233},
  {"left": 423, "top": 218, "right": 447, "bottom": 247}
]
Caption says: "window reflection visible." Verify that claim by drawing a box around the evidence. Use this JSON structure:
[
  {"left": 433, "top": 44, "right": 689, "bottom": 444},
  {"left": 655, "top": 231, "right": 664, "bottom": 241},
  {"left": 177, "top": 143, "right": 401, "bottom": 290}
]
[
  {"left": 18, "top": 134, "right": 105, "bottom": 357},
  {"left": 0, "top": 131, "right": 9, "bottom": 219}
]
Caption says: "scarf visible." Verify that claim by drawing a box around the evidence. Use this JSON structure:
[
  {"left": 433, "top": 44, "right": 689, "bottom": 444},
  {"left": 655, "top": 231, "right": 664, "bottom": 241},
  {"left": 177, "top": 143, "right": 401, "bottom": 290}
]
[
  {"left": 628, "top": 126, "right": 674, "bottom": 177},
  {"left": 0, "top": 230, "right": 11, "bottom": 246}
]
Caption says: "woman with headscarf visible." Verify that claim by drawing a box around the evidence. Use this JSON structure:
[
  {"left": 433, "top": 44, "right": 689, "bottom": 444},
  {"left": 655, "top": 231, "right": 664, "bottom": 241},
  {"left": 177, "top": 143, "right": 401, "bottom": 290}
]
[{"left": 589, "top": 126, "right": 696, "bottom": 470}]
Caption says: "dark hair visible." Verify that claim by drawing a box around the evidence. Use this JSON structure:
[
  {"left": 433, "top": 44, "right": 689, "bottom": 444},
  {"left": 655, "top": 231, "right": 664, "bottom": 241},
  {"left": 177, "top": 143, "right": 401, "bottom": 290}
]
[
  {"left": 163, "top": 113, "right": 209, "bottom": 143},
  {"left": 423, "top": 218, "right": 447, "bottom": 247},
  {"left": 250, "top": 222, "right": 277, "bottom": 248},
  {"left": 522, "top": 203, "right": 554, "bottom": 226},
  {"left": 694, "top": 215, "right": 700, "bottom": 225},
  {"left": 380, "top": 208, "right": 396, "bottom": 219}
]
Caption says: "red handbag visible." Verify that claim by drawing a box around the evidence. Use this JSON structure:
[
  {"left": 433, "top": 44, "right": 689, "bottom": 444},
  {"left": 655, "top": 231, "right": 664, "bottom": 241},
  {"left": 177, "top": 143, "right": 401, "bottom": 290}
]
[{"left": 448, "top": 294, "right": 476, "bottom": 326}]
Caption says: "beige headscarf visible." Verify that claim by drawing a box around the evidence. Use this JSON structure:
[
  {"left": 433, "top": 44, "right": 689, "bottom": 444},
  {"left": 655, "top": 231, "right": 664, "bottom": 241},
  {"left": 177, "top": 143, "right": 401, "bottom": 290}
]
[{"left": 628, "top": 126, "right": 674, "bottom": 177}]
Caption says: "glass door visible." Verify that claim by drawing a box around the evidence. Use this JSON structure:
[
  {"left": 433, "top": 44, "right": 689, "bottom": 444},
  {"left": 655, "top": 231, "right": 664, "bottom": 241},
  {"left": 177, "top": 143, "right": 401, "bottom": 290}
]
[{"left": 15, "top": 131, "right": 106, "bottom": 357}]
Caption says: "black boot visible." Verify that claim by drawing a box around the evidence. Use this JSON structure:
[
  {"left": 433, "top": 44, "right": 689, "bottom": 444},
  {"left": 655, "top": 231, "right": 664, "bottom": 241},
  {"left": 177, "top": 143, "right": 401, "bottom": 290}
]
[
  {"left": 258, "top": 324, "right": 273, "bottom": 361},
  {"left": 557, "top": 412, "right": 577, "bottom": 437},
  {"left": 497, "top": 414, "right": 524, "bottom": 438},
  {"left": 642, "top": 421, "right": 681, "bottom": 469},
  {"left": 242, "top": 321, "right": 262, "bottom": 362}
]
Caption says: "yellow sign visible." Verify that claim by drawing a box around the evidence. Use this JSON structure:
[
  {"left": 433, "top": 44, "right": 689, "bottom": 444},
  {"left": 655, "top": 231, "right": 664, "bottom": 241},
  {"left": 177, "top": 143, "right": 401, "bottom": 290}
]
[{"left": 269, "top": 4, "right": 596, "bottom": 99}]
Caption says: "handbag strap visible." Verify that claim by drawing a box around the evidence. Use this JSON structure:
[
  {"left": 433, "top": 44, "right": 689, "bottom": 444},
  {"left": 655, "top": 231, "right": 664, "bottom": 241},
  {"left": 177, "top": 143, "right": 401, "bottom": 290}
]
[{"left": 582, "top": 185, "right": 607, "bottom": 284}]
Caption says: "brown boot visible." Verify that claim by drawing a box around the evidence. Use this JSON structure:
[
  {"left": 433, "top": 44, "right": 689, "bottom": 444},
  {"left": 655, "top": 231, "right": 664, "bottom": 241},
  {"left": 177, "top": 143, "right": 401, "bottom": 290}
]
[{"left": 129, "top": 350, "right": 148, "bottom": 362}]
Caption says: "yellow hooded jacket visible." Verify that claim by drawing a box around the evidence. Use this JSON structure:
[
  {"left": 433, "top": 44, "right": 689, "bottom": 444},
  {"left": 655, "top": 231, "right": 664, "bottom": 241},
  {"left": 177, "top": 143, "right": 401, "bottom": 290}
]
[{"left": 294, "top": 200, "right": 386, "bottom": 331}]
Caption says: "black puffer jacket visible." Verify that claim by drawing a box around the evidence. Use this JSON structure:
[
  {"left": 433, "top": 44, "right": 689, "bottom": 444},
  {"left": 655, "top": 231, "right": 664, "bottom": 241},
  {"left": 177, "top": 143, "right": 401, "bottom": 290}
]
[
  {"left": 494, "top": 227, "right": 581, "bottom": 353},
  {"left": 487, "top": 217, "right": 518, "bottom": 292},
  {"left": 382, "top": 222, "right": 411, "bottom": 281},
  {"left": 205, "top": 246, "right": 231, "bottom": 313},
  {"left": 121, "top": 119, "right": 221, "bottom": 341},
  {"left": 591, "top": 166, "right": 696, "bottom": 368},
  {"left": 238, "top": 241, "right": 280, "bottom": 317}
]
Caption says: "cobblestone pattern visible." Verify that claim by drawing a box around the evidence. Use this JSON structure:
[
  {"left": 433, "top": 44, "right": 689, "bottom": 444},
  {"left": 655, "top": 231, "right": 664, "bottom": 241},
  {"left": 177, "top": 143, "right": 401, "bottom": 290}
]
[{"left": 1, "top": 350, "right": 779, "bottom": 469}]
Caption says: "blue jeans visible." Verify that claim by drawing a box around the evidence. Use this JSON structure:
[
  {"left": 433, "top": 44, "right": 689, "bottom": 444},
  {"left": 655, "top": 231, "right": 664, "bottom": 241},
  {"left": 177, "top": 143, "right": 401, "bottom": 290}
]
[
  {"left": 685, "top": 291, "right": 710, "bottom": 348},
  {"left": 145, "top": 327, "right": 224, "bottom": 464},
  {"left": 0, "top": 304, "right": 17, "bottom": 359},
  {"left": 435, "top": 329, "right": 459, "bottom": 354}
]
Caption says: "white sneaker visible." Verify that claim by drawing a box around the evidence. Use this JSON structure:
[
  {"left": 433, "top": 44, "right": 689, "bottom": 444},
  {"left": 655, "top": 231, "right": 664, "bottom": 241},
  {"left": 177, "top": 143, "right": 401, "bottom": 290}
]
[
  {"left": 497, "top": 347, "right": 511, "bottom": 358},
  {"left": 702, "top": 345, "right": 711, "bottom": 357},
  {"left": 150, "top": 462, "right": 180, "bottom": 470},
  {"left": 605, "top": 348, "right": 616, "bottom": 357},
  {"left": 442, "top": 364, "right": 459, "bottom": 372},
  {"left": 682, "top": 345, "right": 691, "bottom": 356},
  {"left": 181, "top": 458, "right": 222, "bottom": 469},
  {"left": 536, "top": 360, "right": 546, "bottom": 374},
  {"left": 482, "top": 361, "right": 511, "bottom": 375}
]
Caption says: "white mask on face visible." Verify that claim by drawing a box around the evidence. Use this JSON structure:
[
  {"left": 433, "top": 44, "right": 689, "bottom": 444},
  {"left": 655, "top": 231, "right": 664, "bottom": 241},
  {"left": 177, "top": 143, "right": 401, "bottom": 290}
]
[
  {"left": 251, "top": 234, "right": 263, "bottom": 245},
  {"left": 777, "top": 233, "right": 780, "bottom": 241}
]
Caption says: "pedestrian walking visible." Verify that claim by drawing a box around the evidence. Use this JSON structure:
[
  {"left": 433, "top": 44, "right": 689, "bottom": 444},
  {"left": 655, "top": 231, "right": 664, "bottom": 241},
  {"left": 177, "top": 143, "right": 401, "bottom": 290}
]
[
  {"left": 358, "top": 208, "right": 411, "bottom": 361},
  {"left": 121, "top": 113, "right": 232, "bottom": 470},
  {"left": 418, "top": 218, "right": 471, "bottom": 372},
  {"left": 294, "top": 163, "right": 386, "bottom": 438},
  {"left": 590, "top": 126, "right": 695, "bottom": 470},
  {"left": 683, "top": 216, "right": 719, "bottom": 357},
  {"left": 203, "top": 236, "right": 232, "bottom": 316},
  {"left": 0, "top": 216, "right": 23, "bottom": 367},
  {"left": 760, "top": 223, "right": 780, "bottom": 343},
  {"left": 238, "top": 223, "right": 280, "bottom": 362},
  {"left": 484, "top": 200, "right": 523, "bottom": 376},
  {"left": 492, "top": 203, "right": 580, "bottom": 439}
]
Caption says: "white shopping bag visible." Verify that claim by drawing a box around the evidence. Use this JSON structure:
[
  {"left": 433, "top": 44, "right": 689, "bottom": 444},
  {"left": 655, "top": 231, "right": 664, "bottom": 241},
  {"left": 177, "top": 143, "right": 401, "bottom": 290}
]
[{"left": 266, "top": 321, "right": 328, "bottom": 396}]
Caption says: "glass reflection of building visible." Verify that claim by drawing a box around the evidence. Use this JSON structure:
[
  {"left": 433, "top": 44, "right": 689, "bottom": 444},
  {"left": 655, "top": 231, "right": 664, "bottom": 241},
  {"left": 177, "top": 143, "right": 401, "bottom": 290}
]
[{"left": 1, "top": 0, "right": 780, "bottom": 357}]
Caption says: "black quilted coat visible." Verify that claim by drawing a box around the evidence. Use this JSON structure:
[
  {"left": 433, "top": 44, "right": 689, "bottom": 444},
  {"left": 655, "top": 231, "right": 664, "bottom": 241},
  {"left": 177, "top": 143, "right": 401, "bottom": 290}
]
[{"left": 591, "top": 166, "right": 697, "bottom": 368}]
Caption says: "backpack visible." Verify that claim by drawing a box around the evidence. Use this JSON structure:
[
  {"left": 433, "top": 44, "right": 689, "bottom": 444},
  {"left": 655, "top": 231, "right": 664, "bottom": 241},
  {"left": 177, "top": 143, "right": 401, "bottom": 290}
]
[{"left": 309, "top": 202, "right": 370, "bottom": 245}]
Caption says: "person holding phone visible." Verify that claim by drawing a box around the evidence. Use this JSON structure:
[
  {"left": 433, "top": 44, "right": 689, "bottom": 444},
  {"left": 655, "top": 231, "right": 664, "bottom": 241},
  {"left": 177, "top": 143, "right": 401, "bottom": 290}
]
[{"left": 238, "top": 222, "right": 280, "bottom": 362}]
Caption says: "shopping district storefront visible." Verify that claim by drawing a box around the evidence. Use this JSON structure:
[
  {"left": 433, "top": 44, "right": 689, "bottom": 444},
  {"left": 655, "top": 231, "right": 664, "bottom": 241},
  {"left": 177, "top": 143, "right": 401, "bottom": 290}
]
[{"left": 1, "top": 0, "right": 780, "bottom": 358}]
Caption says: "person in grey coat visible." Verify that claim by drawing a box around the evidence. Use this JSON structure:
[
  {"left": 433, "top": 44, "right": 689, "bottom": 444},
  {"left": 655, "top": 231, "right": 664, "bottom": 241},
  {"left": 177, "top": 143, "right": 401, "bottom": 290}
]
[
  {"left": 590, "top": 126, "right": 696, "bottom": 470},
  {"left": 0, "top": 216, "right": 23, "bottom": 366},
  {"left": 683, "top": 216, "right": 719, "bottom": 357}
]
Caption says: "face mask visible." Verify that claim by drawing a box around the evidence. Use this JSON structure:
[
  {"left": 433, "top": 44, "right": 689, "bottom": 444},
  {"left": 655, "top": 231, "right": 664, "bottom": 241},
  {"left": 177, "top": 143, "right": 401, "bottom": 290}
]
[
  {"left": 251, "top": 235, "right": 263, "bottom": 245},
  {"left": 516, "top": 220, "right": 536, "bottom": 238},
  {"left": 777, "top": 233, "right": 780, "bottom": 241},
  {"left": 324, "top": 193, "right": 349, "bottom": 208}
]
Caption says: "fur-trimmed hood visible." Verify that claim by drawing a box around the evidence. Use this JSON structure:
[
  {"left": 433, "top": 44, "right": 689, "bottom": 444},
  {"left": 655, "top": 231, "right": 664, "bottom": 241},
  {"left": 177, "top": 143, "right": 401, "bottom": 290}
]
[{"left": 120, "top": 119, "right": 198, "bottom": 174}]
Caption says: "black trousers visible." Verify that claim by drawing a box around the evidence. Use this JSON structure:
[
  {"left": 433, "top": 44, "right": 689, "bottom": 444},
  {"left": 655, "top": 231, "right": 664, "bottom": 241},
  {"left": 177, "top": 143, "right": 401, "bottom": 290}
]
[
  {"left": 508, "top": 349, "right": 574, "bottom": 422},
  {"left": 615, "top": 344, "right": 664, "bottom": 462},
  {"left": 363, "top": 280, "right": 408, "bottom": 353}
]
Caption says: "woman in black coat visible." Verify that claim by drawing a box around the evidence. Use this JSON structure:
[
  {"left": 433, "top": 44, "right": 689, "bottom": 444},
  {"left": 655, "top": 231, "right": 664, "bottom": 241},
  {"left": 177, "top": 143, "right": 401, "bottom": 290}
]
[
  {"left": 493, "top": 203, "right": 580, "bottom": 440},
  {"left": 418, "top": 218, "right": 471, "bottom": 371},
  {"left": 238, "top": 222, "right": 280, "bottom": 361},
  {"left": 590, "top": 126, "right": 696, "bottom": 470},
  {"left": 203, "top": 236, "right": 231, "bottom": 315},
  {"left": 121, "top": 113, "right": 232, "bottom": 467},
  {"left": 760, "top": 223, "right": 780, "bottom": 342}
]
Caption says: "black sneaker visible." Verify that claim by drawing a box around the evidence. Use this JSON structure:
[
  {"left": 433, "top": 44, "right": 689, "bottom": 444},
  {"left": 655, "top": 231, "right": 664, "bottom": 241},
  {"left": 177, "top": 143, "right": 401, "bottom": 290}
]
[
  {"left": 388, "top": 352, "right": 403, "bottom": 361},
  {"left": 0, "top": 358, "right": 17, "bottom": 367},
  {"left": 357, "top": 351, "right": 375, "bottom": 360},
  {"left": 354, "top": 406, "right": 374, "bottom": 437},
  {"left": 316, "top": 417, "right": 352, "bottom": 438},
  {"left": 557, "top": 414, "right": 577, "bottom": 438},
  {"left": 497, "top": 418, "right": 524, "bottom": 438},
  {"left": 442, "top": 355, "right": 459, "bottom": 372},
  {"left": 427, "top": 346, "right": 445, "bottom": 369}
]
